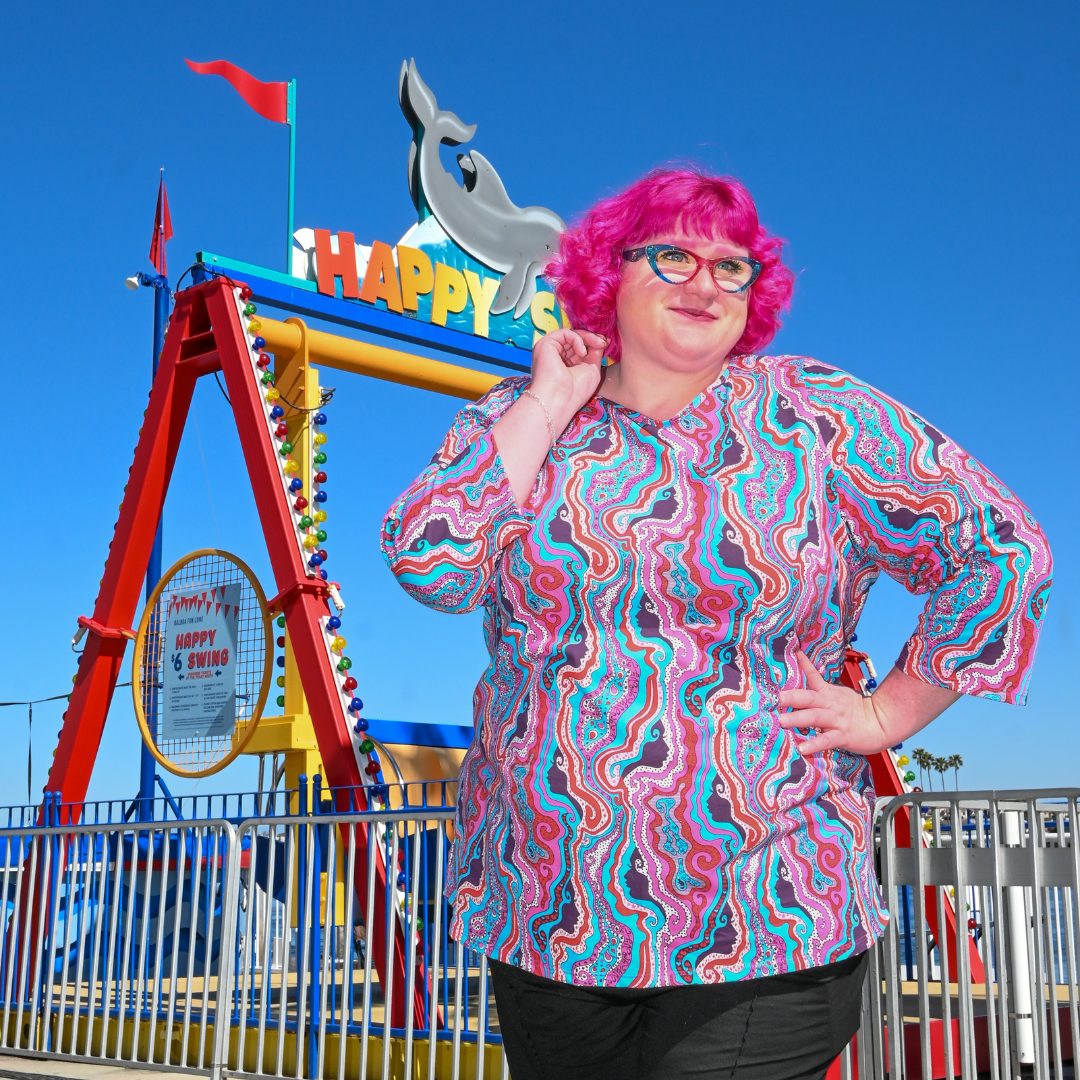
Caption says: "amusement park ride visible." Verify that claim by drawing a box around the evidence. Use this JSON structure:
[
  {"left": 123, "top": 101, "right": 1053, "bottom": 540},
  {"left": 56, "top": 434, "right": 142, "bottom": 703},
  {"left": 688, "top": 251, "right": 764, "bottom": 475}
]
[{"left": 38, "top": 57, "right": 987, "bottom": 1060}]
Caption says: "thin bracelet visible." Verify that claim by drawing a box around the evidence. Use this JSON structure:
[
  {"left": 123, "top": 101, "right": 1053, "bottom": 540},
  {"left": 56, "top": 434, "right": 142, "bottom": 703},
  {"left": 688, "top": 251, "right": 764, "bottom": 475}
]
[{"left": 521, "top": 388, "right": 557, "bottom": 446}]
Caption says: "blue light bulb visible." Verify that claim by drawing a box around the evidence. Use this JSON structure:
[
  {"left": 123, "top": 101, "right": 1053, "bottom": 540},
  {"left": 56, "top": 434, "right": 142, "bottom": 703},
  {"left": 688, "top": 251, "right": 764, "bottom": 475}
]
[
  {"left": 354, "top": 717, "right": 369, "bottom": 732},
  {"left": 310, "top": 553, "right": 323, "bottom": 567},
  {"left": 349, "top": 697, "right": 364, "bottom": 712},
  {"left": 319, "top": 568, "right": 328, "bottom": 580},
  {"left": 328, "top": 616, "right": 341, "bottom": 630},
  {"left": 276, "top": 656, "right": 285, "bottom": 668},
  {"left": 314, "top": 412, "right": 327, "bottom": 425},
  {"left": 315, "top": 490, "right": 327, "bottom": 503},
  {"left": 253, "top": 335, "right": 266, "bottom": 349},
  {"left": 271, "top": 405, "right": 284, "bottom": 419},
  {"left": 290, "top": 478, "right": 303, "bottom": 492}
]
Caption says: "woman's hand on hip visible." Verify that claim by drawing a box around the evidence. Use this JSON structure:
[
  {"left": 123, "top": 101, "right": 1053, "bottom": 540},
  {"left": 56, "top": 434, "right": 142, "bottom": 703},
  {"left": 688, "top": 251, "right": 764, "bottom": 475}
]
[
  {"left": 777, "top": 650, "right": 960, "bottom": 757},
  {"left": 530, "top": 328, "right": 609, "bottom": 431}
]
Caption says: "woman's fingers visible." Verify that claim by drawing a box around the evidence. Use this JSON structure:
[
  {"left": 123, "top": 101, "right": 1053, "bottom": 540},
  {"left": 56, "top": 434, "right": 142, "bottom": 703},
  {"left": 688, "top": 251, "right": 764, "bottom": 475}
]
[
  {"left": 777, "top": 688, "right": 819, "bottom": 710},
  {"left": 566, "top": 331, "right": 608, "bottom": 368},
  {"left": 533, "top": 328, "right": 611, "bottom": 372},
  {"left": 776, "top": 707, "right": 833, "bottom": 730},
  {"left": 795, "top": 650, "right": 828, "bottom": 690},
  {"left": 796, "top": 729, "right": 846, "bottom": 756}
]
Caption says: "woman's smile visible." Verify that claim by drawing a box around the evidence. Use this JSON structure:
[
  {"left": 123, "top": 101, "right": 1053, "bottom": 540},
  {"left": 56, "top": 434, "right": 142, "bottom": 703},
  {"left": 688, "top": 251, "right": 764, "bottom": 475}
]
[{"left": 671, "top": 305, "right": 718, "bottom": 321}]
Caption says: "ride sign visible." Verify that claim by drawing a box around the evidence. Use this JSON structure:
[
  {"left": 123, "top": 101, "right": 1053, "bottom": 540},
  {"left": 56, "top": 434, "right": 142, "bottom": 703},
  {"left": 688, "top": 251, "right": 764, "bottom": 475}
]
[{"left": 162, "top": 584, "right": 241, "bottom": 739}]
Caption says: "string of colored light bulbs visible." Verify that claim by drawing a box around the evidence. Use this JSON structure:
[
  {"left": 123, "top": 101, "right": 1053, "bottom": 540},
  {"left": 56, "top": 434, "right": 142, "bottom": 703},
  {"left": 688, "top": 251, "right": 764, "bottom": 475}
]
[{"left": 239, "top": 287, "right": 387, "bottom": 802}]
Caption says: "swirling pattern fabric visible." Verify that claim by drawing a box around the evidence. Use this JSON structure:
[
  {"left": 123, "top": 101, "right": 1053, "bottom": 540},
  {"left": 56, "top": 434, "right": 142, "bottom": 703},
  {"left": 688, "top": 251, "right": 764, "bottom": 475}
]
[{"left": 382, "top": 355, "right": 1051, "bottom": 987}]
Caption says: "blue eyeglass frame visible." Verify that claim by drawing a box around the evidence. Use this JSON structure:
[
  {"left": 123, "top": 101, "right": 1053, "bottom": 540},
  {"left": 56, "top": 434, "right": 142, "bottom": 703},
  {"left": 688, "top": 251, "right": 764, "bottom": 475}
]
[{"left": 622, "top": 245, "right": 763, "bottom": 293}]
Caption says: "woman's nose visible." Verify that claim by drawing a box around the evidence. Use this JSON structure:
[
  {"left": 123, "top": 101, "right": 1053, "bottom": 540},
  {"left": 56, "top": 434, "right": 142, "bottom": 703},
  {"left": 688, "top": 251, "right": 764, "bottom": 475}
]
[{"left": 683, "top": 262, "right": 720, "bottom": 300}]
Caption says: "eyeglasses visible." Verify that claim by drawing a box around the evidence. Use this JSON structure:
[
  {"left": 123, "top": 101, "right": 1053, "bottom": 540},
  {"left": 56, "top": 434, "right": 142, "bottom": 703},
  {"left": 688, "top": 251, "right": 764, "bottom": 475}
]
[{"left": 622, "top": 245, "right": 762, "bottom": 293}]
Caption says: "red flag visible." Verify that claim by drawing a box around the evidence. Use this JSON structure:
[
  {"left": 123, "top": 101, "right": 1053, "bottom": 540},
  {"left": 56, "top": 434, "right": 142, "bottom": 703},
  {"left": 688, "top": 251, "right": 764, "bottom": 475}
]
[
  {"left": 148, "top": 173, "right": 173, "bottom": 276},
  {"left": 185, "top": 59, "right": 288, "bottom": 124}
]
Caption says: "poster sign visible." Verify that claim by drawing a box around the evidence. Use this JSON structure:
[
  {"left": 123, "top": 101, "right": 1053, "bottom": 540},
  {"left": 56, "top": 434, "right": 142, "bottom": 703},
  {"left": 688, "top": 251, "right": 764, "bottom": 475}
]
[{"left": 162, "top": 584, "right": 241, "bottom": 740}]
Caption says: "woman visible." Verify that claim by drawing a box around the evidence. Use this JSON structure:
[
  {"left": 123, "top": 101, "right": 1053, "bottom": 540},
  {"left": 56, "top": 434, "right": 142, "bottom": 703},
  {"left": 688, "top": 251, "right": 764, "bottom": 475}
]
[{"left": 382, "top": 170, "right": 1051, "bottom": 1079}]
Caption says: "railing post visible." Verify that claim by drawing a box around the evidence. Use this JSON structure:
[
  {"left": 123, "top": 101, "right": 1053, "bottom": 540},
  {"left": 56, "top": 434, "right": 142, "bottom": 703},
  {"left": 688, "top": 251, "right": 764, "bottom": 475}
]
[
  {"left": 1003, "top": 806, "right": 1036, "bottom": 1066},
  {"left": 209, "top": 822, "right": 242, "bottom": 1080}
]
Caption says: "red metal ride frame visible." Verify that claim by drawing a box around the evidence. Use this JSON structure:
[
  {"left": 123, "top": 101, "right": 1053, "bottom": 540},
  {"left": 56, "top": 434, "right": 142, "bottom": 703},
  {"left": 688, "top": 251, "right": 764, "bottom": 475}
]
[
  {"left": 44, "top": 279, "right": 420, "bottom": 1027},
  {"left": 840, "top": 651, "right": 984, "bottom": 983}
]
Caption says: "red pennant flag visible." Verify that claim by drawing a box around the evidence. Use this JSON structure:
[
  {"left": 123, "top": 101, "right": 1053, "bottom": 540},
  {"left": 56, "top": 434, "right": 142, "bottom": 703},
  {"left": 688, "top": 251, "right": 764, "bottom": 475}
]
[
  {"left": 185, "top": 59, "right": 289, "bottom": 124},
  {"left": 148, "top": 173, "right": 172, "bottom": 276}
]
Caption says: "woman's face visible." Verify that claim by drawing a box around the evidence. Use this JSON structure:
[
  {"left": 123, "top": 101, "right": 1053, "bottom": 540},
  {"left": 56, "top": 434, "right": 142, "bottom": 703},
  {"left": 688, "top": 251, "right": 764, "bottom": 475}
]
[{"left": 615, "top": 230, "right": 751, "bottom": 374}]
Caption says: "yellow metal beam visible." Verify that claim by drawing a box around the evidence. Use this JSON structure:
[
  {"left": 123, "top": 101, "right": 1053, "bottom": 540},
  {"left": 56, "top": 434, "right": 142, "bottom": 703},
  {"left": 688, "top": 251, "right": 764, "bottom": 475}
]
[{"left": 256, "top": 316, "right": 502, "bottom": 401}]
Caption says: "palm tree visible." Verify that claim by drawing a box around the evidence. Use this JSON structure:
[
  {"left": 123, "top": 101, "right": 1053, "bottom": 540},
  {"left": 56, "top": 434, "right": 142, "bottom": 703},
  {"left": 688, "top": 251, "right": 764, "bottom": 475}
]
[
  {"left": 950, "top": 753, "right": 964, "bottom": 790},
  {"left": 934, "top": 756, "right": 949, "bottom": 790},
  {"left": 913, "top": 748, "right": 931, "bottom": 789}
]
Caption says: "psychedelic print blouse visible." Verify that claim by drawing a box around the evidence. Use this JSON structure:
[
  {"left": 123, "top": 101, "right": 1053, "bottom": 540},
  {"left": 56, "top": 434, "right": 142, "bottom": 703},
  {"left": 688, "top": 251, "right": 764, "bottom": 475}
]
[{"left": 382, "top": 355, "right": 1051, "bottom": 988}]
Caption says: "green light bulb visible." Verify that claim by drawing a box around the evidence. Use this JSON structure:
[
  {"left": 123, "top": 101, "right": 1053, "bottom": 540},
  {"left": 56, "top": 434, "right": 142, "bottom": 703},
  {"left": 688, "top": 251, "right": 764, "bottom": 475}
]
[
  {"left": 316, "top": 530, "right": 327, "bottom": 542},
  {"left": 314, "top": 452, "right": 327, "bottom": 465},
  {"left": 277, "top": 616, "right": 285, "bottom": 628},
  {"left": 299, "top": 515, "right": 314, "bottom": 529},
  {"left": 276, "top": 695, "right": 285, "bottom": 708}
]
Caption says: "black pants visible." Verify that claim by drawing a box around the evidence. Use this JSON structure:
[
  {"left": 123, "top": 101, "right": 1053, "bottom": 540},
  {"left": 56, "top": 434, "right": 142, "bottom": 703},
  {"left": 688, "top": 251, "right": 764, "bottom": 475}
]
[{"left": 488, "top": 951, "right": 868, "bottom": 1080}]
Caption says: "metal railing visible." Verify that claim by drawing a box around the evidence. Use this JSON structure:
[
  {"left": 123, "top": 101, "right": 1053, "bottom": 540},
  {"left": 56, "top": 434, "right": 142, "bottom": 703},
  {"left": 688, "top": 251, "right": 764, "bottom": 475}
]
[
  {"left": 879, "top": 789, "right": 1079, "bottom": 1080},
  {"left": 0, "top": 778, "right": 460, "bottom": 829},
  {"left": 0, "top": 788, "right": 1074, "bottom": 1080},
  {"left": 0, "top": 810, "right": 238, "bottom": 1079},
  {"left": 0, "top": 791, "right": 505, "bottom": 1080}
]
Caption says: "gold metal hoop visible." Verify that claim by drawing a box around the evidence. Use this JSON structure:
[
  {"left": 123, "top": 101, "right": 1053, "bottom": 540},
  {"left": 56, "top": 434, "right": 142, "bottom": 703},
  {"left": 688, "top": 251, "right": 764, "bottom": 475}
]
[{"left": 131, "top": 548, "right": 274, "bottom": 777}]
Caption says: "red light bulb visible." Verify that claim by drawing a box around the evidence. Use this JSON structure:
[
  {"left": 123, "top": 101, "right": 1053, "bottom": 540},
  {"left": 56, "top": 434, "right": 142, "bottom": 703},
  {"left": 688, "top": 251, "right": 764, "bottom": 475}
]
[{"left": 294, "top": 497, "right": 308, "bottom": 510}]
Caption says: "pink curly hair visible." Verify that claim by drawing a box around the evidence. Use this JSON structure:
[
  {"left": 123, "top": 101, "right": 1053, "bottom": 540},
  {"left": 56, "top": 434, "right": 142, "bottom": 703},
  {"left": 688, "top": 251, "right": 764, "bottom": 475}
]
[{"left": 544, "top": 169, "right": 794, "bottom": 361}]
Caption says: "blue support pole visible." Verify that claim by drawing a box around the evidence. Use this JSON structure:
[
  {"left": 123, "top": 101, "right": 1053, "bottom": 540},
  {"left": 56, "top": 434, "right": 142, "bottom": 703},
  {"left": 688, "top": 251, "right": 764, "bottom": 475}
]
[{"left": 138, "top": 273, "right": 171, "bottom": 822}]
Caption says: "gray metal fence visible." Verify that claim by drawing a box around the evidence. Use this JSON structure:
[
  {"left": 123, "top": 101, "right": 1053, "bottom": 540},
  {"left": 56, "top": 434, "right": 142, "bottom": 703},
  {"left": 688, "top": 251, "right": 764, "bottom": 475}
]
[
  {"left": 879, "top": 789, "right": 1079, "bottom": 1080},
  {"left": 0, "top": 788, "right": 1075, "bottom": 1080}
]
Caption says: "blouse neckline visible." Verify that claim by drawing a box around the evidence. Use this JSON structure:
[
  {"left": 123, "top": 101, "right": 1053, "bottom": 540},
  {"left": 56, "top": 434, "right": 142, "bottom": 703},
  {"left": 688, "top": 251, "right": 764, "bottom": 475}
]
[{"left": 596, "top": 358, "right": 746, "bottom": 428}]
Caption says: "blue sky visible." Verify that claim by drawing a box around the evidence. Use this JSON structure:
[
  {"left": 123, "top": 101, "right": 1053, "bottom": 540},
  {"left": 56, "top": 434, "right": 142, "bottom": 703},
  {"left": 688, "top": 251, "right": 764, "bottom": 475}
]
[{"left": 1, "top": 3, "right": 1076, "bottom": 804}]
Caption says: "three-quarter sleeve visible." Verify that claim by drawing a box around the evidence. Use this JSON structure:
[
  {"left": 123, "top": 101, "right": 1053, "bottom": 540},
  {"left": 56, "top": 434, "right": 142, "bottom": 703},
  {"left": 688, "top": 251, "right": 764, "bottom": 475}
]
[
  {"left": 381, "top": 377, "right": 533, "bottom": 613},
  {"left": 804, "top": 362, "right": 1052, "bottom": 704}
]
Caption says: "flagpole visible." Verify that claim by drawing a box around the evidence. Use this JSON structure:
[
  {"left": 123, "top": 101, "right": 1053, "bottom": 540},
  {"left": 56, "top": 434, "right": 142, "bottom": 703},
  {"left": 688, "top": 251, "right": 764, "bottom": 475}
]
[{"left": 287, "top": 79, "right": 296, "bottom": 274}]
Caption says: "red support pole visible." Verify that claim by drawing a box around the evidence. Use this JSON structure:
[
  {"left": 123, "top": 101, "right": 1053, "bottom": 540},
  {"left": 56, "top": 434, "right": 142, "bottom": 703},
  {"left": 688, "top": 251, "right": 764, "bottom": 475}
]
[
  {"left": 842, "top": 651, "right": 984, "bottom": 983},
  {"left": 203, "top": 282, "right": 420, "bottom": 1028}
]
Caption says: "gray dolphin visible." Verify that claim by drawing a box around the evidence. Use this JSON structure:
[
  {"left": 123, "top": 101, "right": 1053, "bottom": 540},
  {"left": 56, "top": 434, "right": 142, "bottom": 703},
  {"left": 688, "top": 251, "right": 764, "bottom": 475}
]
[{"left": 398, "top": 59, "right": 564, "bottom": 320}]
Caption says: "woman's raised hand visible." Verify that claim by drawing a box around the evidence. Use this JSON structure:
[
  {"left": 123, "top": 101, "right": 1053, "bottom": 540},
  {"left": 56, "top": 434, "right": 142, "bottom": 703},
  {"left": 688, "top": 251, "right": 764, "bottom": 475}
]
[
  {"left": 530, "top": 328, "right": 609, "bottom": 431},
  {"left": 493, "top": 328, "right": 610, "bottom": 509}
]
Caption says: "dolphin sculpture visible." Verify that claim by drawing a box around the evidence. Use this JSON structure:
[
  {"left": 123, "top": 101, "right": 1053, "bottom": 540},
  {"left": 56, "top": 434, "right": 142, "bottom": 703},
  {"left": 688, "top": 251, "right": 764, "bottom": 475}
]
[{"left": 399, "top": 59, "right": 565, "bottom": 319}]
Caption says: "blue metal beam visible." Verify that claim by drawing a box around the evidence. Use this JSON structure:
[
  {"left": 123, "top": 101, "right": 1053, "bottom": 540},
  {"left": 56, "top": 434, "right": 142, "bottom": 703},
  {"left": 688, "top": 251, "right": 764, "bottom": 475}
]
[{"left": 196, "top": 251, "right": 530, "bottom": 373}]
